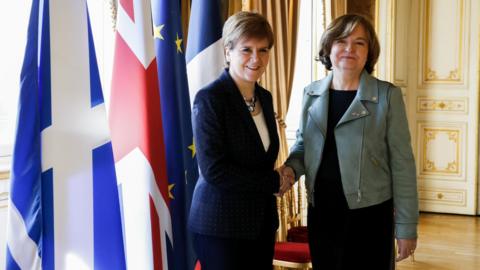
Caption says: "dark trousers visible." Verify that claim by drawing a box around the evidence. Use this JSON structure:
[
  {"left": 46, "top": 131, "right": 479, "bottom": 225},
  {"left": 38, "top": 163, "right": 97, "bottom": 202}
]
[
  {"left": 308, "top": 199, "right": 395, "bottom": 270},
  {"left": 193, "top": 230, "right": 276, "bottom": 270}
]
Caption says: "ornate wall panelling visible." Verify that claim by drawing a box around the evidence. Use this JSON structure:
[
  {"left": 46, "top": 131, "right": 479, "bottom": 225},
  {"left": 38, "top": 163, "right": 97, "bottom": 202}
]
[
  {"left": 415, "top": 0, "right": 478, "bottom": 214},
  {"left": 377, "top": 0, "right": 479, "bottom": 214},
  {"left": 419, "top": 0, "right": 466, "bottom": 87},
  {"left": 375, "top": 0, "right": 411, "bottom": 86},
  {"left": 418, "top": 188, "right": 466, "bottom": 207},
  {"left": 391, "top": 0, "right": 410, "bottom": 88},
  {"left": 417, "top": 122, "right": 465, "bottom": 179},
  {"left": 417, "top": 97, "right": 468, "bottom": 113},
  {"left": 375, "top": 0, "right": 413, "bottom": 132}
]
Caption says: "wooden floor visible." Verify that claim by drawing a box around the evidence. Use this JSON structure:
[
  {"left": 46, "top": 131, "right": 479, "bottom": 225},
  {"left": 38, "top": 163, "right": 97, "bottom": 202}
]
[{"left": 396, "top": 213, "right": 480, "bottom": 270}]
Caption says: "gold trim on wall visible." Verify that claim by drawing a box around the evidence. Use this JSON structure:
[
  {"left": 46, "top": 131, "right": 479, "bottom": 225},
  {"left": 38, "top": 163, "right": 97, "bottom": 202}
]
[
  {"left": 426, "top": 68, "right": 460, "bottom": 81},
  {"left": 420, "top": 127, "right": 462, "bottom": 176},
  {"left": 417, "top": 97, "right": 468, "bottom": 113},
  {"left": 418, "top": 187, "right": 466, "bottom": 206},
  {"left": 422, "top": 0, "right": 464, "bottom": 84}
]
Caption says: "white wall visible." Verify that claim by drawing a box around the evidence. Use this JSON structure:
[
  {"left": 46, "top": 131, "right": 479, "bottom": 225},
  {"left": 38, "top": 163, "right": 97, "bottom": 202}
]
[
  {"left": 0, "top": 0, "right": 29, "bottom": 156},
  {"left": 0, "top": 179, "right": 9, "bottom": 266},
  {"left": 0, "top": 0, "right": 30, "bottom": 266}
]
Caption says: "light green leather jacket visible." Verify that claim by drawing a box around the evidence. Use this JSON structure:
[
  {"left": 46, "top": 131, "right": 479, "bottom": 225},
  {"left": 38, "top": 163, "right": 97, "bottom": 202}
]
[{"left": 285, "top": 70, "right": 419, "bottom": 239}]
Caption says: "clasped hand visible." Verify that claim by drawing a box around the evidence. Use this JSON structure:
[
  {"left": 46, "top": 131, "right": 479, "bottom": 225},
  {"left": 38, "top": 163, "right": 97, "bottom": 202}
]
[{"left": 274, "top": 165, "right": 295, "bottom": 196}]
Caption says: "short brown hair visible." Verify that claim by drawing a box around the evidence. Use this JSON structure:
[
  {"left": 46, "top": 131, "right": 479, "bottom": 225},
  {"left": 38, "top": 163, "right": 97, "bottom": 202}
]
[
  {"left": 223, "top": 11, "right": 274, "bottom": 52},
  {"left": 318, "top": 14, "right": 380, "bottom": 74}
]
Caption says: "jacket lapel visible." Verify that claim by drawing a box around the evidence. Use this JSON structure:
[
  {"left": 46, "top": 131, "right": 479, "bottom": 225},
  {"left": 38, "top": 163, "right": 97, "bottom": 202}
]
[
  {"left": 337, "top": 70, "right": 379, "bottom": 127},
  {"left": 221, "top": 71, "right": 266, "bottom": 152},
  {"left": 307, "top": 74, "right": 331, "bottom": 138},
  {"left": 257, "top": 88, "right": 279, "bottom": 154},
  {"left": 336, "top": 99, "right": 369, "bottom": 126}
]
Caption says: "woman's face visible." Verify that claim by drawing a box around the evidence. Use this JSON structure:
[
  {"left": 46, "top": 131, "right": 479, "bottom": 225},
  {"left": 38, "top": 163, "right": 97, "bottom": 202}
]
[
  {"left": 329, "top": 24, "right": 369, "bottom": 75},
  {"left": 226, "top": 37, "right": 270, "bottom": 86}
]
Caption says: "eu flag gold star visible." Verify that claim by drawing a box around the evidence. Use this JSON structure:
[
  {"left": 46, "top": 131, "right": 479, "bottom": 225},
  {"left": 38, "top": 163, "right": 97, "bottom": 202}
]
[
  {"left": 154, "top": 24, "right": 165, "bottom": 40},
  {"left": 175, "top": 33, "right": 183, "bottom": 53},
  {"left": 188, "top": 141, "right": 196, "bottom": 158},
  {"left": 168, "top": 184, "right": 175, "bottom": 199}
]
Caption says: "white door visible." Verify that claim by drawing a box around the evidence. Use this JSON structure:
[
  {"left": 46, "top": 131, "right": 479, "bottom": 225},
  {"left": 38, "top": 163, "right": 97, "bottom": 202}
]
[{"left": 376, "top": 0, "right": 479, "bottom": 214}]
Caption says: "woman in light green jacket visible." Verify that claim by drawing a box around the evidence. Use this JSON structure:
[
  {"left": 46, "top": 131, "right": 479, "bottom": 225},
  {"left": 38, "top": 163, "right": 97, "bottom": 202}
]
[{"left": 281, "top": 14, "right": 418, "bottom": 269}]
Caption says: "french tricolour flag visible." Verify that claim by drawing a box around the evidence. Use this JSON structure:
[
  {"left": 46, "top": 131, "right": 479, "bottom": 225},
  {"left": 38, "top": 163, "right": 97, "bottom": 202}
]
[
  {"left": 186, "top": 0, "right": 224, "bottom": 105},
  {"left": 6, "top": 0, "right": 126, "bottom": 269}
]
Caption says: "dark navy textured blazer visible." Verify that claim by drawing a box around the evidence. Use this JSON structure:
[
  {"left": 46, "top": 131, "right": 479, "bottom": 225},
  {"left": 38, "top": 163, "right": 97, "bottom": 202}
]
[{"left": 188, "top": 69, "right": 280, "bottom": 239}]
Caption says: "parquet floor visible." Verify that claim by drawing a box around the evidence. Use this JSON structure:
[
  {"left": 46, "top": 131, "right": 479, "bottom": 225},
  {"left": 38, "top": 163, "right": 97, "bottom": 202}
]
[{"left": 397, "top": 213, "right": 480, "bottom": 270}]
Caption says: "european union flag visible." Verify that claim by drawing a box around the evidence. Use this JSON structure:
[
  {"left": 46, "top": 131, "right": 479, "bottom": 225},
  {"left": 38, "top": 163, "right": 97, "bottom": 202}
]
[{"left": 152, "top": 0, "right": 199, "bottom": 269}]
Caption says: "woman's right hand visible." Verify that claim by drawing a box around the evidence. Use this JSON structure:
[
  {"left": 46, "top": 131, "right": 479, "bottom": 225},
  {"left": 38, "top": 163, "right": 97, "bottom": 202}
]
[{"left": 275, "top": 165, "right": 295, "bottom": 196}]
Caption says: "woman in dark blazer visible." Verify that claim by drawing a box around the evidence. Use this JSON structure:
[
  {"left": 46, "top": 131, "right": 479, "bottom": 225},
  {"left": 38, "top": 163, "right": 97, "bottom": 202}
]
[{"left": 188, "top": 11, "right": 288, "bottom": 270}]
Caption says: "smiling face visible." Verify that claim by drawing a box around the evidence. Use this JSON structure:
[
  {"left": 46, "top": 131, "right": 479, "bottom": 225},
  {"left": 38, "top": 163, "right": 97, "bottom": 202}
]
[
  {"left": 225, "top": 37, "right": 270, "bottom": 88},
  {"left": 329, "top": 24, "right": 369, "bottom": 76}
]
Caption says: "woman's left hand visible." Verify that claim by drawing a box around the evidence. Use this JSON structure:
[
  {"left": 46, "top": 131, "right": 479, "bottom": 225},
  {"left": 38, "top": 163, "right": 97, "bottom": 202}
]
[{"left": 396, "top": 238, "right": 417, "bottom": 262}]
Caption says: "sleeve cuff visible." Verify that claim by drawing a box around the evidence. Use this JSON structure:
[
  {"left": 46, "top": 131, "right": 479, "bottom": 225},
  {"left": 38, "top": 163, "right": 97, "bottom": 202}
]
[{"left": 395, "top": 223, "right": 418, "bottom": 239}]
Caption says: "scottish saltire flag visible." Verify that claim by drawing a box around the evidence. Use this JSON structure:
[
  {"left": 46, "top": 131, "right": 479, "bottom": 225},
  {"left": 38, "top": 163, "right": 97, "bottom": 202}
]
[
  {"left": 110, "top": 0, "right": 174, "bottom": 269},
  {"left": 151, "top": 1, "right": 200, "bottom": 269},
  {"left": 6, "top": 0, "right": 126, "bottom": 269},
  {"left": 186, "top": 0, "right": 224, "bottom": 106}
]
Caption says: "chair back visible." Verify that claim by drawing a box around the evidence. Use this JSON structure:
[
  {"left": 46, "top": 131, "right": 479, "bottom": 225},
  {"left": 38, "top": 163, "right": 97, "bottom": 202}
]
[
  {"left": 277, "top": 176, "right": 308, "bottom": 241},
  {"left": 273, "top": 177, "right": 312, "bottom": 269}
]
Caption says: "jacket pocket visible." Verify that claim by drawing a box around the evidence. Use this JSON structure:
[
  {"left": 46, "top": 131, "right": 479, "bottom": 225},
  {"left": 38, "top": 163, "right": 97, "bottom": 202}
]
[{"left": 369, "top": 155, "right": 390, "bottom": 175}]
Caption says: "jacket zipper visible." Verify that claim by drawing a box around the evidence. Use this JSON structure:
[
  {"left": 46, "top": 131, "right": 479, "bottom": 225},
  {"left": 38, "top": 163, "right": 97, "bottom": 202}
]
[{"left": 357, "top": 118, "right": 366, "bottom": 203}]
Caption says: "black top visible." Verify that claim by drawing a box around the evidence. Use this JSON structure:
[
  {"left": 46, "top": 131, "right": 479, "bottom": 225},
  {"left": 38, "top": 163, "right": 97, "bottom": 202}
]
[{"left": 314, "top": 89, "right": 357, "bottom": 206}]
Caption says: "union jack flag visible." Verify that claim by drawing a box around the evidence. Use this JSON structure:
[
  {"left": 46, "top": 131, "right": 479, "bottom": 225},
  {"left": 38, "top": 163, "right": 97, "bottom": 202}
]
[{"left": 110, "top": 0, "right": 198, "bottom": 269}]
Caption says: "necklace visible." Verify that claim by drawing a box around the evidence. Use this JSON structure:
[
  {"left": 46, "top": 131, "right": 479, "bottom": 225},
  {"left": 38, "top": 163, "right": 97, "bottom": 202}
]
[{"left": 244, "top": 96, "right": 256, "bottom": 112}]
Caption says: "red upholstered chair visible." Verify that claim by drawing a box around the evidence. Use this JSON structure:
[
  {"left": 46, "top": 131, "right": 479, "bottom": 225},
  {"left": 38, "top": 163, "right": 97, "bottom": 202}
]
[
  {"left": 273, "top": 241, "right": 311, "bottom": 269},
  {"left": 273, "top": 226, "right": 311, "bottom": 269},
  {"left": 273, "top": 179, "right": 312, "bottom": 269},
  {"left": 286, "top": 226, "right": 308, "bottom": 243}
]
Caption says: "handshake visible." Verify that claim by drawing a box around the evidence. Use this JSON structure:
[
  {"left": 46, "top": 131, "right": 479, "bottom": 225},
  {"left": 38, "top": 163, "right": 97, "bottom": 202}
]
[{"left": 274, "top": 165, "right": 295, "bottom": 197}]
